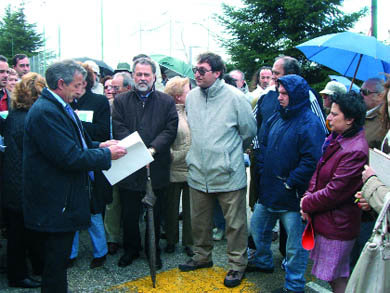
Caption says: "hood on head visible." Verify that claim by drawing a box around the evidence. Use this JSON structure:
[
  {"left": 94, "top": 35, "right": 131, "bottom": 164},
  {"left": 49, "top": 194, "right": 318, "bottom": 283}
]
[{"left": 277, "top": 74, "right": 310, "bottom": 107}]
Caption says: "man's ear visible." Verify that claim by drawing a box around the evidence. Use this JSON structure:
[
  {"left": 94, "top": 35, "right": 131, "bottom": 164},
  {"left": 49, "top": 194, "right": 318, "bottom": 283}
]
[
  {"left": 215, "top": 71, "right": 221, "bottom": 79},
  {"left": 57, "top": 79, "right": 65, "bottom": 90}
]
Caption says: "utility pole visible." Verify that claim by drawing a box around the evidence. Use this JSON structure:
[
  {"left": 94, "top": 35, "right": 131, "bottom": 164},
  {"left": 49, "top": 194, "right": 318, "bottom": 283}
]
[
  {"left": 101, "top": 0, "right": 104, "bottom": 60},
  {"left": 371, "top": 0, "right": 377, "bottom": 38},
  {"left": 58, "top": 25, "right": 61, "bottom": 59}
]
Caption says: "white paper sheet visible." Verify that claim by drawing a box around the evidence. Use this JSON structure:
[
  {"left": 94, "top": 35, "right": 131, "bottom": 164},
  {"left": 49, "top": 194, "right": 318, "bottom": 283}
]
[
  {"left": 369, "top": 148, "right": 390, "bottom": 186},
  {"left": 102, "top": 131, "right": 154, "bottom": 185},
  {"left": 76, "top": 110, "right": 94, "bottom": 122}
]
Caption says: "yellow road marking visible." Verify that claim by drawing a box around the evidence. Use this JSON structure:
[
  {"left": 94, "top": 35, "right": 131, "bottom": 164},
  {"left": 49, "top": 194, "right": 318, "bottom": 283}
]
[{"left": 109, "top": 267, "right": 259, "bottom": 292}]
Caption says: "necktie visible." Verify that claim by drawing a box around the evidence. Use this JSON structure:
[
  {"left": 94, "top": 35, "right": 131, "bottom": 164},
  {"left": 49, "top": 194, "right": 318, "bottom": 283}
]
[{"left": 65, "top": 104, "right": 94, "bottom": 181}]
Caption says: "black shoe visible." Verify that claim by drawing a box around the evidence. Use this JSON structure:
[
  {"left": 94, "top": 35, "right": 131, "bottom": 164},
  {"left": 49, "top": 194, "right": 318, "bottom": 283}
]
[
  {"left": 165, "top": 244, "right": 175, "bottom": 253},
  {"left": 118, "top": 252, "right": 140, "bottom": 267},
  {"left": 224, "top": 270, "right": 245, "bottom": 288},
  {"left": 9, "top": 277, "right": 41, "bottom": 288},
  {"left": 246, "top": 263, "right": 274, "bottom": 273},
  {"left": 179, "top": 259, "right": 213, "bottom": 272},
  {"left": 184, "top": 246, "right": 194, "bottom": 257},
  {"left": 90, "top": 254, "right": 106, "bottom": 269}
]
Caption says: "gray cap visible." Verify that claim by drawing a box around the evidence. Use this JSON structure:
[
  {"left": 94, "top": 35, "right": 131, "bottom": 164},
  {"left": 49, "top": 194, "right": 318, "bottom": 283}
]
[{"left": 320, "top": 81, "right": 347, "bottom": 96}]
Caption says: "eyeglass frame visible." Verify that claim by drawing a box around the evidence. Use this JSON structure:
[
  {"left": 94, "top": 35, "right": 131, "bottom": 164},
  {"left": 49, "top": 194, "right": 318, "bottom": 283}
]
[
  {"left": 360, "top": 88, "right": 378, "bottom": 96},
  {"left": 192, "top": 67, "right": 213, "bottom": 76}
]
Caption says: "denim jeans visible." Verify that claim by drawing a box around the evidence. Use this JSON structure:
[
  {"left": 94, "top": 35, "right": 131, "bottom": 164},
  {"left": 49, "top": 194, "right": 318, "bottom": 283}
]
[
  {"left": 70, "top": 213, "right": 108, "bottom": 259},
  {"left": 250, "top": 203, "right": 308, "bottom": 292}
]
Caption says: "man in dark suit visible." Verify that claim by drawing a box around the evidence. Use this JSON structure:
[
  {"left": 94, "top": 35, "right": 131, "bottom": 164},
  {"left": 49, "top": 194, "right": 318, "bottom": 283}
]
[
  {"left": 112, "top": 57, "right": 178, "bottom": 270},
  {"left": 23, "top": 60, "right": 126, "bottom": 293}
]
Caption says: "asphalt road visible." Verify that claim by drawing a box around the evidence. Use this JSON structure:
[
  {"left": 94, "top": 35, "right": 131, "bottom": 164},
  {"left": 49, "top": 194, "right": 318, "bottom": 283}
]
[{"left": 0, "top": 222, "right": 332, "bottom": 293}]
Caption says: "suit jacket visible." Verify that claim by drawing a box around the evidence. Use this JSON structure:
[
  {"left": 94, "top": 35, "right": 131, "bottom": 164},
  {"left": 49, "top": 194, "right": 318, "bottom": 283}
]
[
  {"left": 23, "top": 88, "right": 111, "bottom": 232},
  {"left": 71, "top": 89, "right": 112, "bottom": 213}
]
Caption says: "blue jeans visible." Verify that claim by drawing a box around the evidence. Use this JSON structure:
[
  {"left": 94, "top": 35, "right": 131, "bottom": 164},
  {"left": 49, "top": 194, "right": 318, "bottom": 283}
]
[
  {"left": 250, "top": 203, "right": 308, "bottom": 292},
  {"left": 70, "top": 213, "right": 108, "bottom": 259}
]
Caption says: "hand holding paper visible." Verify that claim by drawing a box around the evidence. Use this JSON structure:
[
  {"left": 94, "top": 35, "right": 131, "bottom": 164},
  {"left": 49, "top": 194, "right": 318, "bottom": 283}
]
[{"left": 102, "top": 131, "right": 154, "bottom": 185}]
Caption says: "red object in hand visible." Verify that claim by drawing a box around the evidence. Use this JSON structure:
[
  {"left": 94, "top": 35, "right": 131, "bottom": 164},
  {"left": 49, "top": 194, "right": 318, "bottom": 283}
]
[{"left": 302, "top": 219, "right": 315, "bottom": 250}]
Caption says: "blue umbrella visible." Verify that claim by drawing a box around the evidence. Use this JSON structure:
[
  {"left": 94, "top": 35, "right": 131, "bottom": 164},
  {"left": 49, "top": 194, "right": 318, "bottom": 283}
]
[
  {"left": 297, "top": 32, "right": 390, "bottom": 85},
  {"left": 328, "top": 75, "right": 360, "bottom": 93}
]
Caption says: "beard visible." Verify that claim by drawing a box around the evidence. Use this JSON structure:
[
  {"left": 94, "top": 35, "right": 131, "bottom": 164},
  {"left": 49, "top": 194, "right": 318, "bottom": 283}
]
[{"left": 135, "top": 81, "right": 153, "bottom": 93}]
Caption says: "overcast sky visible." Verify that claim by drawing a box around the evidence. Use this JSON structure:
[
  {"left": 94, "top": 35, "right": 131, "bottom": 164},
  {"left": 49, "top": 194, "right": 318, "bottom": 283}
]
[{"left": 0, "top": 0, "right": 389, "bottom": 68}]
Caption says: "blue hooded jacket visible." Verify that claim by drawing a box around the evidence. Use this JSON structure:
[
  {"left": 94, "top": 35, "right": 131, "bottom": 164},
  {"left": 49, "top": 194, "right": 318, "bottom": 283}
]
[{"left": 256, "top": 75, "right": 325, "bottom": 211}]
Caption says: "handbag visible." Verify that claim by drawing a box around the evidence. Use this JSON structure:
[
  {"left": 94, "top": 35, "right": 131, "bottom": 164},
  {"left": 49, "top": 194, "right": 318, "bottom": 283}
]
[{"left": 345, "top": 195, "right": 390, "bottom": 293}]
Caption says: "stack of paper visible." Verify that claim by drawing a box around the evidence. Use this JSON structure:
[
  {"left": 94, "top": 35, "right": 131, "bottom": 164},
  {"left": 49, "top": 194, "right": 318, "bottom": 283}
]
[
  {"left": 103, "top": 131, "right": 154, "bottom": 185},
  {"left": 369, "top": 148, "right": 390, "bottom": 186}
]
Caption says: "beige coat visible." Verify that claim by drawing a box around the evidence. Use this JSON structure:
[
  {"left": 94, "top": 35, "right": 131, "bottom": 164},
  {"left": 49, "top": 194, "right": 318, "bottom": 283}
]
[
  {"left": 362, "top": 176, "right": 390, "bottom": 214},
  {"left": 170, "top": 104, "right": 190, "bottom": 182},
  {"left": 365, "top": 104, "right": 387, "bottom": 149}
]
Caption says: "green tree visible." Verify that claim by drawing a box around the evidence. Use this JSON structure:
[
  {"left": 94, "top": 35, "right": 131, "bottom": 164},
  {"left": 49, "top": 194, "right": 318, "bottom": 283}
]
[
  {"left": 0, "top": 4, "right": 44, "bottom": 61},
  {"left": 217, "top": 0, "right": 367, "bottom": 89}
]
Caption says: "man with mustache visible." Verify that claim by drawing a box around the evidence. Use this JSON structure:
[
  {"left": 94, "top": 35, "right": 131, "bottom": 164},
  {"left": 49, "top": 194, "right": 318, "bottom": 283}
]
[{"left": 112, "top": 57, "right": 178, "bottom": 270}]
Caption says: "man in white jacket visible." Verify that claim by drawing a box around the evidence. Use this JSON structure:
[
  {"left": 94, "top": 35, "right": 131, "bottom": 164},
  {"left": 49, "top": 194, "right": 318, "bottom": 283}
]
[{"left": 178, "top": 52, "right": 256, "bottom": 288}]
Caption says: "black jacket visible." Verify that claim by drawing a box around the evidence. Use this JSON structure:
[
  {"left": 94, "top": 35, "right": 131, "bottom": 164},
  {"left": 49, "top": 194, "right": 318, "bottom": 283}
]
[
  {"left": 112, "top": 89, "right": 178, "bottom": 191},
  {"left": 71, "top": 89, "right": 112, "bottom": 213},
  {"left": 2, "top": 109, "right": 27, "bottom": 212},
  {"left": 23, "top": 88, "right": 111, "bottom": 232}
]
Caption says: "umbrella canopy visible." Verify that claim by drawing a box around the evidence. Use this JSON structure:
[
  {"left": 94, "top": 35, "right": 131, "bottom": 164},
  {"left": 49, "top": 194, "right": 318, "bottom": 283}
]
[
  {"left": 297, "top": 32, "right": 390, "bottom": 82},
  {"left": 150, "top": 54, "right": 195, "bottom": 80},
  {"left": 74, "top": 57, "right": 114, "bottom": 77},
  {"left": 328, "top": 75, "right": 360, "bottom": 93}
]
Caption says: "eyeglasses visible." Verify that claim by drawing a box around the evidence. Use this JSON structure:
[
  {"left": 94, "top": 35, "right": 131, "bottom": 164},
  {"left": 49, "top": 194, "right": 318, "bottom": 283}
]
[
  {"left": 192, "top": 67, "right": 212, "bottom": 76},
  {"left": 104, "top": 85, "right": 113, "bottom": 90},
  {"left": 360, "top": 88, "right": 378, "bottom": 96}
]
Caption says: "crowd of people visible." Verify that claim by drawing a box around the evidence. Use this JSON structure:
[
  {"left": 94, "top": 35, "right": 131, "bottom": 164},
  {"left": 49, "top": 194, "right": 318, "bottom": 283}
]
[{"left": 0, "top": 50, "right": 388, "bottom": 293}]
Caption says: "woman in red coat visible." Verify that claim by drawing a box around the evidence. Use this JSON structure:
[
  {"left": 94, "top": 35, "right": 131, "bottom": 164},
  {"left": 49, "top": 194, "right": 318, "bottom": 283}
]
[{"left": 300, "top": 91, "right": 369, "bottom": 293}]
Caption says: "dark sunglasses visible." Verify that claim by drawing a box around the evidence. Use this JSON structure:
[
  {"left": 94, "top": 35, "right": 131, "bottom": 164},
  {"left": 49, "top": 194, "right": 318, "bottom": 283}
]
[
  {"left": 360, "top": 88, "right": 378, "bottom": 96},
  {"left": 192, "top": 67, "right": 212, "bottom": 76}
]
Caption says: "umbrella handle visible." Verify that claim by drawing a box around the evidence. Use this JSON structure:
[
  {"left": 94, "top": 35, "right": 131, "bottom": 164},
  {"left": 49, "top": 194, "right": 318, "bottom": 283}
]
[{"left": 350, "top": 54, "right": 363, "bottom": 92}]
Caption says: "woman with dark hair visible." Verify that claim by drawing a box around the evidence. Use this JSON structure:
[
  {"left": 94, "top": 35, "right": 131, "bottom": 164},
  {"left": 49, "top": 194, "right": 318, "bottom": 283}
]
[
  {"left": 2, "top": 72, "right": 46, "bottom": 288},
  {"left": 300, "top": 91, "right": 369, "bottom": 293},
  {"left": 69, "top": 62, "right": 111, "bottom": 269}
]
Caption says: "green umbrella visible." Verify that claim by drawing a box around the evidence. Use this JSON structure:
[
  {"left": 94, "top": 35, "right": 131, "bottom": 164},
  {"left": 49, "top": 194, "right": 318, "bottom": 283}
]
[{"left": 150, "top": 54, "right": 195, "bottom": 80}]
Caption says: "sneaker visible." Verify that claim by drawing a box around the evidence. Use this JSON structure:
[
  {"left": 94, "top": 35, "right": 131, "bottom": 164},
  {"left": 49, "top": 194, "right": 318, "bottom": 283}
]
[
  {"left": 213, "top": 228, "right": 224, "bottom": 241},
  {"left": 179, "top": 259, "right": 213, "bottom": 272},
  {"left": 247, "top": 248, "right": 256, "bottom": 262},
  {"left": 224, "top": 270, "right": 245, "bottom": 288}
]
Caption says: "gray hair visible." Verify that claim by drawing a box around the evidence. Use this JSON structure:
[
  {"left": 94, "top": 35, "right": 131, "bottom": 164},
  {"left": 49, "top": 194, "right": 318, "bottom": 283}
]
[
  {"left": 275, "top": 56, "right": 301, "bottom": 75},
  {"left": 132, "top": 57, "right": 156, "bottom": 74},
  {"left": 365, "top": 78, "right": 385, "bottom": 93},
  {"left": 45, "top": 60, "right": 87, "bottom": 90},
  {"left": 113, "top": 71, "right": 134, "bottom": 88},
  {"left": 229, "top": 69, "right": 245, "bottom": 80}
]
